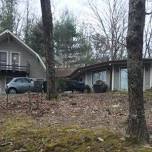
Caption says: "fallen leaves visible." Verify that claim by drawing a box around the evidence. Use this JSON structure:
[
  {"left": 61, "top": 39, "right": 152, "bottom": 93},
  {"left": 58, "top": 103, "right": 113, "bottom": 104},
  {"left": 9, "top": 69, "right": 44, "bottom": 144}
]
[{"left": 0, "top": 92, "right": 151, "bottom": 136}]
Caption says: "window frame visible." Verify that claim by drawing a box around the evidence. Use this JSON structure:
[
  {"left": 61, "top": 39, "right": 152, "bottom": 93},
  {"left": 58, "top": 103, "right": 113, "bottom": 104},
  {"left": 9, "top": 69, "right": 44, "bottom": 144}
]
[
  {"left": 10, "top": 52, "right": 20, "bottom": 66},
  {"left": 119, "top": 67, "right": 128, "bottom": 90},
  {"left": 92, "top": 70, "right": 107, "bottom": 85},
  {"left": 0, "top": 51, "right": 9, "bottom": 65}
]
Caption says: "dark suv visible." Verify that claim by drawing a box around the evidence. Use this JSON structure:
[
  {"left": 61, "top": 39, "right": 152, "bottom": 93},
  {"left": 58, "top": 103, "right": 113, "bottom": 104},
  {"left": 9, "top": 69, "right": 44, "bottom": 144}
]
[{"left": 57, "top": 79, "right": 90, "bottom": 93}]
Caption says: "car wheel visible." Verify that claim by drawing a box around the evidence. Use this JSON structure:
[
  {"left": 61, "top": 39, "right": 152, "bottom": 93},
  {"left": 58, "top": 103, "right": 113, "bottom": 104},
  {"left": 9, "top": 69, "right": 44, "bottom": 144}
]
[{"left": 8, "top": 88, "right": 17, "bottom": 94}]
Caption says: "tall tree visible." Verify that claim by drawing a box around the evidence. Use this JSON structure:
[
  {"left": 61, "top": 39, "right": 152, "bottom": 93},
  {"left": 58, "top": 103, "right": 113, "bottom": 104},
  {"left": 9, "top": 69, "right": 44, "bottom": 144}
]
[
  {"left": 26, "top": 11, "right": 93, "bottom": 67},
  {"left": 54, "top": 10, "right": 93, "bottom": 67},
  {"left": 0, "top": 0, "right": 19, "bottom": 33},
  {"left": 126, "top": 0, "right": 149, "bottom": 142},
  {"left": 23, "top": 0, "right": 34, "bottom": 45},
  {"left": 89, "top": 0, "right": 127, "bottom": 61},
  {"left": 26, "top": 21, "right": 44, "bottom": 56},
  {"left": 40, "top": 0, "right": 56, "bottom": 100}
]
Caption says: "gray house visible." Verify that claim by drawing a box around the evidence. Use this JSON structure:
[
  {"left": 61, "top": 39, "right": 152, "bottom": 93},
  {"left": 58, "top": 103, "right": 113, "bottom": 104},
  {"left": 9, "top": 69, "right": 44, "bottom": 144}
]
[
  {"left": 0, "top": 30, "right": 46, "bottom": 93},
  {"left": 69, "top": 59, "right": 152, "bottom": 91}
]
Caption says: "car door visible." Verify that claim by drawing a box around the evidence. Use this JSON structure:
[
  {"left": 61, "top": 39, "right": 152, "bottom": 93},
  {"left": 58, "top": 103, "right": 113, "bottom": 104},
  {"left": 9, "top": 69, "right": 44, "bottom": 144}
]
[
  {"left": 14, "top": 78, "right": 24, "bottom": 93},
  {"left": 21, "top": 78, "right": 32, "bottom": 92},
  {"left": 15, "top": 78, "right": 31, "bottom": 93}
]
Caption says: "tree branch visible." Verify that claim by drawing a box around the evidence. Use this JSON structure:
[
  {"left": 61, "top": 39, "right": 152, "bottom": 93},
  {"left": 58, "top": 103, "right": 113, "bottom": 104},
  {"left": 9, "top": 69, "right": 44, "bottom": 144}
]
[{"left": 145, "top": 11, "right": 152, "bottom": 15}]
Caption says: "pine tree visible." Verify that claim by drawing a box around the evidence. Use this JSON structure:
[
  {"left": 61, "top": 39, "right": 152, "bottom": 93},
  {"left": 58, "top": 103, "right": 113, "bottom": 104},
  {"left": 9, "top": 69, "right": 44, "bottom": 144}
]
[{"left": 0, "top": 0, "right": 17, "bottom": 32}]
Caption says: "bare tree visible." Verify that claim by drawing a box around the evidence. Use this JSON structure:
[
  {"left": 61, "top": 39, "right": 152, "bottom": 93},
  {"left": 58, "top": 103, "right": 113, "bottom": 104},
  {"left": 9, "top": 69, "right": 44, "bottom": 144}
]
[
  {"left": 40, "top": 0, "right": 56, "bottom": 100},
  {"left": 143, "top": 0, "right": 152, "bottom": 58},
  {"left": 144, "top": 13, "right": 152, "bottom": 57},
  {"left": 88, "top": 0, "right": 127, "bottom": 61},
  {"left": 126, "top": 0, "right": 149, "bottom": 142},
  {"left": 23, "top": 0, "right": 36, "bottom": 44},
  {"left": 0, "top": 0, "right": 22, "bottom": 35},
  {"left": 24, "top": 0, "right": 30, "bottom": 44}
]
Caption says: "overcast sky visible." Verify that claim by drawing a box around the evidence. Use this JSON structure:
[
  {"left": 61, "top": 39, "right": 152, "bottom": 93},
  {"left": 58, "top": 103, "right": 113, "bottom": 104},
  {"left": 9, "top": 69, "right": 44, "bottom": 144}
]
[
  {"left": 18, "top": 0, "right": 151, "bottom": 33},
  {"left": 26, "top": 0, "right": 89, "bottom": 19}
]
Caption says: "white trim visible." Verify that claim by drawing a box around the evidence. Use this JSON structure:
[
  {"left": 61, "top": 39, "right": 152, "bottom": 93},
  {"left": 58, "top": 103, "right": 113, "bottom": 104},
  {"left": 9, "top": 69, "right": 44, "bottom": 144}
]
[
  {"left": 143, "top": 65, "right": 145, "bottom": 90},
  {"left": 0, "top": 50, "right": 9, "bottom": 65},
  {"left": 150, "top": 63, "right": 152, "bottom": 88},
  {"left": 112, "top": 65, "right": 114, "bottom": 91},
  {"left": 10, "top": 52, "right": 21, "bottom": 66},
  {"left": 0, "top": 30, "right": 46, "bottom": 71},
  {"left": 119, "top": 67, "right": 128, "bottom": 91},
  {"left": 92, "top": 69, "right": 107, "bottom": 85}
]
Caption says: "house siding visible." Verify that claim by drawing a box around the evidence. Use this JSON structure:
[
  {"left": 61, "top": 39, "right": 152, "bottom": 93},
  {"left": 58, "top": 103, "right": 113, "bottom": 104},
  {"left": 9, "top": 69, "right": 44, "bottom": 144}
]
[
  {"left": 84, "top": 72, "right": 92, "bottom": 88},
  {"left": 0, "top": 39, "right": 46, "bottom": 79},
  {"left": 144, "top": 63, "right": 150, "bottom": 90},
  {"left": 113, "top": 65, "right": 120, "bottom": 90},
  {"left": 150, "top": 63, "right": 152, "bottom": 88},
  {"left": 84, "top": 68, "right": 111, "bottom": 91},
  {"left": 71, "top": 60, "right": 152, "bottom": 92},
  {"left": 113, "top": 64, "right": 151, "bottom": 91},
  {"left": 105, "top": 69, "right": 111, "bottom": 88},
  {"left": 0, "top": 75, "right": 6, "bottom": 93}
]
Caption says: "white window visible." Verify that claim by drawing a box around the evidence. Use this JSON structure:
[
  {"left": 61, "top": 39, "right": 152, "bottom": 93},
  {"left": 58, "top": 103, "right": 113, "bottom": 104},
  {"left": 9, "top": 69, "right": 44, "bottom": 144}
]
[
  {"left": 0, "top": 52, "right": 7, "bottom": 65},
  {"left": 92, "top": 72, "right": 100, "bottom": 84},
  {"left": 92, "top": 70, "right": 107, "bottom": 84},
  {"left": 99, "top": 71, "right": 106, "bottom": 82},
  {"left": 11, "top": 53, "right": 20, "bottom": 66}
]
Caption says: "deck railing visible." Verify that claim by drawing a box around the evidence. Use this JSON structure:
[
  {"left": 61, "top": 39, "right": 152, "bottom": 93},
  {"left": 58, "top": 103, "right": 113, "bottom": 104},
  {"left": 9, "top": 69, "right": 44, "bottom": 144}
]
[{"left": 0, "top": 64, "right": 30, "bottom": 74}]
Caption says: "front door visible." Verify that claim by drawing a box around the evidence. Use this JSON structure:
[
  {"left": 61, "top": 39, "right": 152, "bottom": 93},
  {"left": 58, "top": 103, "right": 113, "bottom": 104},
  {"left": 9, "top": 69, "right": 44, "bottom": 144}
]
[{"left": 120, "top": 68, "right": 128, "bottom": 90}]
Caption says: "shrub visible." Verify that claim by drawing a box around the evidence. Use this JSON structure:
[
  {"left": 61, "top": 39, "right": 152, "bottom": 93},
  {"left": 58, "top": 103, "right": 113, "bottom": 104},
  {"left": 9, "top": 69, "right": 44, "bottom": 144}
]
[{"left": 93, "top": 80, "right": 108, "bottom": 93}]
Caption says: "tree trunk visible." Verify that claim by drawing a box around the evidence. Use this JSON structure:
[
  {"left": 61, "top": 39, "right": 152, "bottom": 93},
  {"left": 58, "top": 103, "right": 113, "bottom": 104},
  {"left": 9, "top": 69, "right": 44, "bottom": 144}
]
[
  {"left": 126, "top": 0, "right": 149, "bottom": 142},
  {"left": 40, "top": 0, "right": 56, "bottom": 100}
]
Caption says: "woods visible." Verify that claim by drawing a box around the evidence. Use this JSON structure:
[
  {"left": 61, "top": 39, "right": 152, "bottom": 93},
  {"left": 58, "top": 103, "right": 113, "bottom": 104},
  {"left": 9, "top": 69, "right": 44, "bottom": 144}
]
[{"left": 0, "top": 0, "right": 151, "bottom": 148}]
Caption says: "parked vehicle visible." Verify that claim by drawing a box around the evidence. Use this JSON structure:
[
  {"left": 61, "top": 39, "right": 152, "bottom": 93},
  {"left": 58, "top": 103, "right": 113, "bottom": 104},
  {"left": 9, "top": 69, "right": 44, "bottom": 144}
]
[
  {"left": 57, "top": 79, "right": 91, "bottom": 93},
  {"left": 5, "top": 77, "right": 43, "bottom": 94}
]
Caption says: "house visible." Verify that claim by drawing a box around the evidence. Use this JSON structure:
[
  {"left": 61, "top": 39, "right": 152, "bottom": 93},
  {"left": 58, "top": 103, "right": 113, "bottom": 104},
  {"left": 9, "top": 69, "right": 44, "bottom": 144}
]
[
  {"left": 0, "top": 30, "right": 46, "bottom": 93},
  {"left": 69, "top": 59, "right": 152, "bottom": 91},
  {"left": 55, "top": 68, "right": 77, "bottom": 78}
]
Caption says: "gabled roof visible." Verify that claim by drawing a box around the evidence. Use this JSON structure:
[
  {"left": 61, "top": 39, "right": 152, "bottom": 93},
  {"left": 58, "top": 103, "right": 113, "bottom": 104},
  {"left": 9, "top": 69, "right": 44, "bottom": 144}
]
[
  {"left": 55, "top": 68, "right": 77, "bottom": 78},
  {"left": 0, "top": 30, "right": 46, "bottom": 70}
]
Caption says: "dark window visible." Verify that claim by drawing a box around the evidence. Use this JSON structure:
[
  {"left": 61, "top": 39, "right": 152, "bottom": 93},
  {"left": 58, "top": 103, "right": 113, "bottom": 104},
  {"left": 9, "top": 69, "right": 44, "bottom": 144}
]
[
  {"left": 22, "top": 78, "right": 30, "bottom": 83},
  {"left": 15, "top": 78, "right": 23, "bottom": 83},
  {"left": 0, "top": 52, "right": 7, "bottom": 65}
]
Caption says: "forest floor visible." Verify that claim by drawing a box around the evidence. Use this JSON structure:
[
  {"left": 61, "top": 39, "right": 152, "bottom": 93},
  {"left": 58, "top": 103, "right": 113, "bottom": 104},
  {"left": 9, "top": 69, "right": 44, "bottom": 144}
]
[{"left": 0, "top": 91, "right": 152, "bottom": 151}]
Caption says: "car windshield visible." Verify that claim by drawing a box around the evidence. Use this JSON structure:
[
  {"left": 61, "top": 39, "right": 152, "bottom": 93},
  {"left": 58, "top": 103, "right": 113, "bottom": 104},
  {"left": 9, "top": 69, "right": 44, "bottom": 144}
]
[
  {"left": 10, "top": 78, "right": 17, "bottom": 82},
  {"left": 10, "top": 78, "right": 30, "bottom": 83}
]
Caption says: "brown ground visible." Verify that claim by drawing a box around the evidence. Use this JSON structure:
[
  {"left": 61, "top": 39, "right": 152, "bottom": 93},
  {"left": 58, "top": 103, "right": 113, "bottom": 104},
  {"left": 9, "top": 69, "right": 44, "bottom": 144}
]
[{"left": 0, "top": 91, "right": 152, "bottom": 135}]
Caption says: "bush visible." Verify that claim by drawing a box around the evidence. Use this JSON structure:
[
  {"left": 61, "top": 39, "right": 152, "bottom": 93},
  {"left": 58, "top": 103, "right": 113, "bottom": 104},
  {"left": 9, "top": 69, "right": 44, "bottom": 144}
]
[
  {"left": 93, "top": 80, "right": 108, "bottom": 93},
  {"left": 84, "top": 85, "right": 91, "bottom": 93},
  {"left": 56, "top": 79, "right": 66, "bottom": 92}
]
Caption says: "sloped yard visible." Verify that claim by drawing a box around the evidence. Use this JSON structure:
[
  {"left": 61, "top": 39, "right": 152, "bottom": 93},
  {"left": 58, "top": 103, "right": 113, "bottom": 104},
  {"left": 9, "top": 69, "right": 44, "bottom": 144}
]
[{"left": 0, "top": 92, "right": 152, "bottom": 151}]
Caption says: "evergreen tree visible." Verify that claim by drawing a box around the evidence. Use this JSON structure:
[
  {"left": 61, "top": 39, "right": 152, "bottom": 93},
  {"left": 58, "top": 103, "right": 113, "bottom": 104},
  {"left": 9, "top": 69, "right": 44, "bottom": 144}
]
[
  {"left": 54, "top": 10, "right": 93, "bottom": 67},
  {"left": 0, "top": 0, "right": 17, "bottom": 32},
  {"left": 25, "top": 11, "right": 93, "bottom": 67}
]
